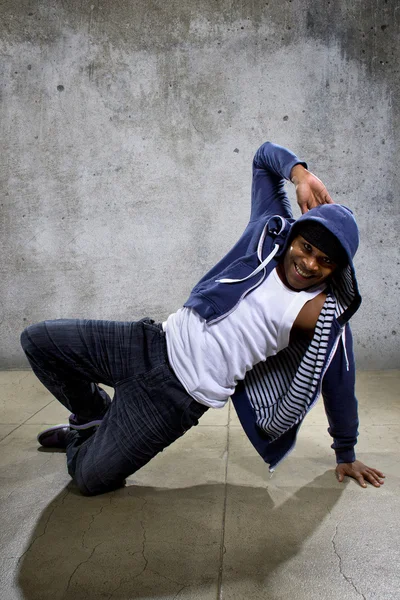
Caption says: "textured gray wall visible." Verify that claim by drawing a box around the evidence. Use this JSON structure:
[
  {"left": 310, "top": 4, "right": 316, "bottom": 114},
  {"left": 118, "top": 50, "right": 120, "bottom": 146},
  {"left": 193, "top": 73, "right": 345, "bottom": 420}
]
[{"left": 1, "top": 0, "right": 399, "bottom": 369}]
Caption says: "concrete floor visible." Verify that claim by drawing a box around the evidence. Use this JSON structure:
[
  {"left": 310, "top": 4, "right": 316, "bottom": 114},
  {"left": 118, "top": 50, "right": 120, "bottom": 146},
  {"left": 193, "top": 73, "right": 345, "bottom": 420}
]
[{"left": 0, "top": 370, "right": 399, "bottom": 600}]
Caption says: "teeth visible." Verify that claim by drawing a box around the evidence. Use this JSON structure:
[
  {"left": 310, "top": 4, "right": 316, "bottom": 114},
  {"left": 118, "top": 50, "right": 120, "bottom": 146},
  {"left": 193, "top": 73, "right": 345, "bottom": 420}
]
[{"left": 295, "top": 264, "right": 313, "bottom": 278}]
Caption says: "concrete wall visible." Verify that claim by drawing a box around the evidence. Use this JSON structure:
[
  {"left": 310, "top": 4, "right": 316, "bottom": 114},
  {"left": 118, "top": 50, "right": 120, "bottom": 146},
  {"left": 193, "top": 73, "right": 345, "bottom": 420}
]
[{"left": 1, "top": 0, "right": 399, "bottom": 369}]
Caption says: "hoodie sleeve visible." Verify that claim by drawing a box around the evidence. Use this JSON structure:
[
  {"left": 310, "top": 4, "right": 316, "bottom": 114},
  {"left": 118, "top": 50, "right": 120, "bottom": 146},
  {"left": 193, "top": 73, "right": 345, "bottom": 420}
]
[
  {"left": 250, "top": 142, "right": 307, "bottom": 222},
  {"left": 322, "top": 323, "right": 359, "bottom": 464}
]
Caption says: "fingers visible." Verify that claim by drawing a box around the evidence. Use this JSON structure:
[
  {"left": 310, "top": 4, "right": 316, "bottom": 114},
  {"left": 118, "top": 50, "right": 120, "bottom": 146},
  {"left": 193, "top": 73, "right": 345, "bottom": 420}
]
[
  {"left": 295, "top": 173, "right": 334, "bottom": 212},
  {"left": 364, "top": 468, "right": 385, "bottom": 487},
  {"left": 308, "top": 176, "right": 332, "bottom": 206},
  {"left": 336, "top": 469, "right": 365, "bottom": 487},
  {"left": 317, "top": 185, "right": 334, "bottom": 204},
  {"left": 297, "top": 198, "right": 309, "bottom": 214},
  {"left": 369, "top": 468, "right": 385, "bottom": 478},
  {"left": 356, "top": 475, "right": 367, "bottom": 488},
  {"left": 320, "top": 189, "right": 334, "bottom": 205},
  {"left": 315, "top": 188, "right": 334, "bottom": 206},
  {"left": 335, "top": 464, "right": 385, "bottom": 488},
  {"left": 335, "top": 465, "right": 346, "bottom": 482},
  {"left": 364, "top": 475, "right": 381, "bottom": 487},
  {"left": 298, "top": 192, "right": 333, "bottom": 212},
  {"left": 356, "top": 469, "right": 385, "bottom": 488}
]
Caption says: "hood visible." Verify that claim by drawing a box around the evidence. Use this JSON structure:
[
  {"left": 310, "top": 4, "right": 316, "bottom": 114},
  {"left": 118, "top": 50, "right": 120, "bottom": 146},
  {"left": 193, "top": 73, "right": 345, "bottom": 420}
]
[
  {"left": 289, "top": 204, "right": 359, "bottom": 265},
  {"left": 280, "top": 205, "right": 361, "bottom": 325}
]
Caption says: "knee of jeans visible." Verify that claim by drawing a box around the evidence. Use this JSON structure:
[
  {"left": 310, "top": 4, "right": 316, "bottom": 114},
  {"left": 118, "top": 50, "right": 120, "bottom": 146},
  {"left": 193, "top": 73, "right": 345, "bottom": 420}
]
[
  {"left": 20, "top": 322, "right": 46, "bottom": 352},
  {"left": 76, "top": 483, "right": 93, "bottom": 496},
  {"left": 71, "top": 470, "right": 93, "bottom": 496},
  {"left": 73, "top": 472, "right": 122, "bottom": 497}
]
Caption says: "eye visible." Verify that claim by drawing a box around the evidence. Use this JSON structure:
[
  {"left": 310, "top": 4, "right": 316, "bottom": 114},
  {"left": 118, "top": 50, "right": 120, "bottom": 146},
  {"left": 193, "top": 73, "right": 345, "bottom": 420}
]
[
  {"left": 322, "top": 256, "right": 333, "bottom": 265},
  {"left": 303, "top": 242, "right": 312, "bottom": 252}
]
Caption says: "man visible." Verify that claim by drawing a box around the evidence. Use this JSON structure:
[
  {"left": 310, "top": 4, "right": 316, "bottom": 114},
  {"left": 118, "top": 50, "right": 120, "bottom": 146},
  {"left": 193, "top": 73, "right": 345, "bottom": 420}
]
[{"left": 21, "top": 141, "right": 384, "bottom": 496}]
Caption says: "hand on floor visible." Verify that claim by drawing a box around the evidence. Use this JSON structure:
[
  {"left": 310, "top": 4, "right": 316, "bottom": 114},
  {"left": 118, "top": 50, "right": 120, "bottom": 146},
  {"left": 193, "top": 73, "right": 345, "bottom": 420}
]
[{"left": 336, "top": 460, "right": 385, "bottom": 488}]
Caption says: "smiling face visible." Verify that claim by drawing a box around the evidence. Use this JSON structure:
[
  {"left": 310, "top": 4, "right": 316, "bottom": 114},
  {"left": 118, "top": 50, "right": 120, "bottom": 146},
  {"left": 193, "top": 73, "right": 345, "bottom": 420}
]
[{"left": 277, "top": 235, "right": 338, "bottom": 291}]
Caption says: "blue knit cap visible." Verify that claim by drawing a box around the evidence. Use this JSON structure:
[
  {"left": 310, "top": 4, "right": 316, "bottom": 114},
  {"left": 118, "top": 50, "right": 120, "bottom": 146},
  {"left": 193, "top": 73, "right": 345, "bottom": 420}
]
[{"left": 294, "top": 220, "right": 348, "bottom": 266}]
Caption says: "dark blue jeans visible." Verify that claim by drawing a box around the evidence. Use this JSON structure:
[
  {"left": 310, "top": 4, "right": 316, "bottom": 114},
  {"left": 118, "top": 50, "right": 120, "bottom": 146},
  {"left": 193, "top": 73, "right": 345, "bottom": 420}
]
[{"left": 20, "top": 318, "right": 208, "bottom": 495}]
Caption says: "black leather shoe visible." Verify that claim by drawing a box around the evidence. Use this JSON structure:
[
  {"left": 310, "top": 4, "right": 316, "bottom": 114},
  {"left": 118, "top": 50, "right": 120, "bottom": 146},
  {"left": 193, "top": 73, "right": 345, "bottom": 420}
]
[{"left": 37, "top": 425, "right": 71, "bottom": 448}]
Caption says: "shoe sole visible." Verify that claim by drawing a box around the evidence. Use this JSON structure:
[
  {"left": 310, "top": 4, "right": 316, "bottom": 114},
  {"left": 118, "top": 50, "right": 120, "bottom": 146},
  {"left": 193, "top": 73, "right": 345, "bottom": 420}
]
[
  {"left": 37, "top": 420, "right": 102, "bottom": 443},
  {"left": 69, "top": 419, "right": 103, "bottom": 430}
]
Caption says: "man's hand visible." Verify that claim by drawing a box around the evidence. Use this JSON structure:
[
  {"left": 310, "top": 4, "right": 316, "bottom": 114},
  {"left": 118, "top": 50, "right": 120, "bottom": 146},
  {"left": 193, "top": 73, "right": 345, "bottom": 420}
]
[
  {"left": 336, "top": 460, "right": 385, "bottom": 488},
  {"left": 290, "top": 164, "right": 334, "bottom": 214}
]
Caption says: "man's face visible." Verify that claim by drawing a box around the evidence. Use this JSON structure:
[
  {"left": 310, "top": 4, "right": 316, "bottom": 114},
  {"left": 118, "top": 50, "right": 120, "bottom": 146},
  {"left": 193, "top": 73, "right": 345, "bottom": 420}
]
[{"left": 278, "top": 235, "right": 338, "bottom": 291}]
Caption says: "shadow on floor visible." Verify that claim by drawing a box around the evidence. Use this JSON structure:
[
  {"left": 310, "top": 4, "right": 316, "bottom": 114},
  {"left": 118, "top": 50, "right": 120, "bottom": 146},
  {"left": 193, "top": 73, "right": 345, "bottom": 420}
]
[{"left": 15, "top": 471, "right": 345, "bottom": 600}]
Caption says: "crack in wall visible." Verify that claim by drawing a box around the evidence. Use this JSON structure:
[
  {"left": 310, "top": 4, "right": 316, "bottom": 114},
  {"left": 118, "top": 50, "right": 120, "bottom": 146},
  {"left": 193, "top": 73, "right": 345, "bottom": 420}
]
[
  {"left": 8, "top": 372, "right": 31, "bottom": 386},
  {"left": 60, "top": 488, "right": 70, "bottom": 505},
  {"left": 105, "top": 566, "right": 186, "bottom": 600},
  {"left": 331, "top": 523, "right": 367, "bottom": 600},
  {"left": 173, "top": 584, "right": 190, "bottom": 599},
  {"left": 147, "top": 568, "right": 184, "bottom": 587},
  {"left": 139, "top": 518, "right": 149, "bottom": 574},
  {"left": 81, "top": 505, "right": 105, "bottom": 549},
  {"left": 106, "top": 576, "right": 129, "bottom": 600},
  {"left": 189, "top": 117, "right": 206, "bottom": 143},
  {"left": 65, "top": 540, "right": 104, "bottom": 593},
  {"left": 104, "top": 493, "right": 151, "bottom": 597}
]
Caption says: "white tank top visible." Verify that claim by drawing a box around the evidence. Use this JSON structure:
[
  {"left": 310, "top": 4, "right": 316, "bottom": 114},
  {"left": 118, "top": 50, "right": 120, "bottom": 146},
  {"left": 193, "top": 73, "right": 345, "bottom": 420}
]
[{"left": 165, "top": 268, "right": 326, "bottom": 408}]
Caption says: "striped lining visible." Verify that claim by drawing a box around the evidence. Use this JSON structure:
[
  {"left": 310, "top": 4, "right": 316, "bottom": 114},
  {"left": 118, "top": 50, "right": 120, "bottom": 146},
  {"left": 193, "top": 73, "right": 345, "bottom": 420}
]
[
  {"left": 244, "top": 293, "right": 337, "bottom": 439},
  {"left": 333, "top": 265, "right": 355, "bottom": 318}
]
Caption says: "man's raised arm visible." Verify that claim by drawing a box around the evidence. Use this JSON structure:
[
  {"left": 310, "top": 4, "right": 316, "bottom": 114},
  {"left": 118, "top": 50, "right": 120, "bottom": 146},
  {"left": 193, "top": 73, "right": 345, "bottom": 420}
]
[{"left": 250, "top": 142, "right": 333, "bottom": 221}]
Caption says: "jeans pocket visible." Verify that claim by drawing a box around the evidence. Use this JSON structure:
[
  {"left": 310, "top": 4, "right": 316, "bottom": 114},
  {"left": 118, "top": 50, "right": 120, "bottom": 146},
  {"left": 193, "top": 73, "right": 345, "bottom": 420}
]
[
  {"left": 136, "top": 364, "right": 207, "bottom": 436},
  {"left": 135, "top": 370, "right": 185, "bottom": 435},
  {"left": 141, "top": 319, "right": 164, "bottom": 334}
]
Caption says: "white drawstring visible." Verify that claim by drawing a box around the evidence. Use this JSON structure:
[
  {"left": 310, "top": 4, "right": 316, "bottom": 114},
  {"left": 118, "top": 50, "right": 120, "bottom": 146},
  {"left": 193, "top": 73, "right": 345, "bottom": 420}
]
[
  {"left": 216, "top": 244, "right": 280, "bottom": 284},
  {"left": 341, "top": 326, "right": 350, "bottom": 372}
]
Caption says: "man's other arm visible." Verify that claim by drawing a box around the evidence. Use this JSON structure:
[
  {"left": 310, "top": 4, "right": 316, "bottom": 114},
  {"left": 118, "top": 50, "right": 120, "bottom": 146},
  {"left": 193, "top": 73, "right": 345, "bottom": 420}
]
[
  {"left": 323, "top": 325, "right": 385, "bottom": 488},
  {"left": 293, "top": 306, "right": 385, "bottom": 488}
]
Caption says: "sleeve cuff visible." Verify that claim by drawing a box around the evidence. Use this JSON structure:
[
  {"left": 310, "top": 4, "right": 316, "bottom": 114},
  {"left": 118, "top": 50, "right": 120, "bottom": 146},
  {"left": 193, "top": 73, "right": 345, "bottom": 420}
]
[
  {"left": 335, "top": 449, "right": 356, "bottom": 464},
  {"left": 284, "top": 159, "right": 308, "bottom": 181}
]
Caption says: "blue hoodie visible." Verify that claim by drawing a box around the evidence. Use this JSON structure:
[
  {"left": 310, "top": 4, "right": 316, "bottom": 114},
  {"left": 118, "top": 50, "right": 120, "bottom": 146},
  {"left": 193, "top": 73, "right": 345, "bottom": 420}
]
[{"left": 184, "top": 142, "right": 361, "bottom": 469}]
